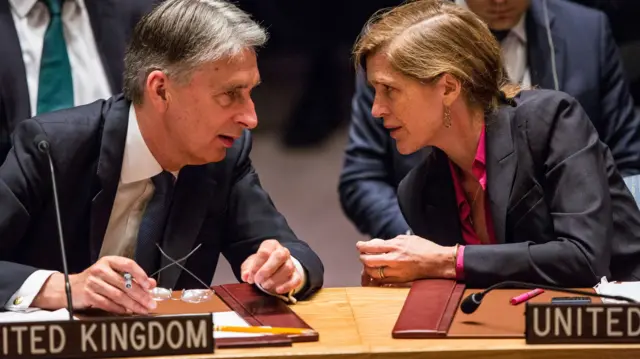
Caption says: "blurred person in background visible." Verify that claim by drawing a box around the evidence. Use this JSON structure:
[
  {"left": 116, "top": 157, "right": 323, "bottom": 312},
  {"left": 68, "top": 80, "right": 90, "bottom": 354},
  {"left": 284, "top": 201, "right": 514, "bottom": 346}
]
[
  {"left": 570, "top": 0, "right": 640, "bottom": 103},
  {"left": 239, "top": 0, "right": 402, "bottom": 148},
  {"left": 0, "top": 0, "right": 157, "bottom": 163},
  {"left": 339, "top": 0, "right": 640, "bottom": 241}
]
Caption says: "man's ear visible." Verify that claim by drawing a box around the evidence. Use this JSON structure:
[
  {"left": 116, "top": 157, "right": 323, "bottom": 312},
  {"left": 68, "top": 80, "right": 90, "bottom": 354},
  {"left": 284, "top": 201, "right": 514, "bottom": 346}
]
[
  {"left": 146, "top": 70, "right": 170, "bottom": 111},
  {"left": 440, "top": 73, "right": 461, "bottom": 106}
]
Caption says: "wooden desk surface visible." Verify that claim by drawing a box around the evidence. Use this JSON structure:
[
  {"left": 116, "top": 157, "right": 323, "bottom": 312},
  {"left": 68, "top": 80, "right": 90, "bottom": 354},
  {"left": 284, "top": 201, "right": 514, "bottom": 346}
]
[{"left": 144, "top": 287, "right": 640, "bottom": 359}]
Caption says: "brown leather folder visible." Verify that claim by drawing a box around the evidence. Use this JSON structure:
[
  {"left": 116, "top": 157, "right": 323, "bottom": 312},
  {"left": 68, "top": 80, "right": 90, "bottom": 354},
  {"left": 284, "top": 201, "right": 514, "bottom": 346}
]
[
  {"left": 448, "top": 288, "right": 600, "bottom": 338},
  {"left": 77, "top": 283, "right": 315, "bottom": 349},
  {"left": 212, "top": 283, "right": 319, "bottom": 343},
  {"left": 392, "top": 279, "right": 466, "bottom": 338},
  {"left": 147, "top": 283, "right": 318, "bottom": 348},
  {"left": 147, "top": 286, "right": 290, "bottom": 348},
  {"left": 392, "top": 281, "right": 598, "bottom": 339}
]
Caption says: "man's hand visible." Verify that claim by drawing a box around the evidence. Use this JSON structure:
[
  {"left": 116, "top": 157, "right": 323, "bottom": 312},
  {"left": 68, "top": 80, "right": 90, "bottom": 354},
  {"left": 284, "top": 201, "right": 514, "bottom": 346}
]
[
  {"left": 32, "top": 256, "right": 158, "bottom": 314},
  {"left": 356, "top": 236, "right": 456, "bottom": 284},
  {"left": 241, "top": 239, "right": 302, "bottom": 295}
]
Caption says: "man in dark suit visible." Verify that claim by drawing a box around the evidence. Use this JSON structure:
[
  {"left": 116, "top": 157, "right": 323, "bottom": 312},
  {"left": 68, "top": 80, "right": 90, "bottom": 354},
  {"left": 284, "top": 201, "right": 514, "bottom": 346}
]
[
  {"left": 0, "top": 0, "right": 323, "bottom": 314},
  {"left": 339, "top": 0, "right": 640, "bottom": 240},
  {"left": 0, "top": 0, "right": 156, "bottom": 164}
]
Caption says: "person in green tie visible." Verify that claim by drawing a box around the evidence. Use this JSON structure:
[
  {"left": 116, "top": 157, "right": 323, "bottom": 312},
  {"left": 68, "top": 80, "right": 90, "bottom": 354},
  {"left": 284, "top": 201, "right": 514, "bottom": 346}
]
[{"left": 0, "top": 0, "right": 156, "bottom": 163}]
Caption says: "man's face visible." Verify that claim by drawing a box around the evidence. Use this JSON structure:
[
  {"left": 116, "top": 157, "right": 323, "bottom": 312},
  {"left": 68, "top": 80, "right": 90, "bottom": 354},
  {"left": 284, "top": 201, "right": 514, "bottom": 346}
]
[
  {"left": 465, "top": 0, "right": 531, "bottom": 30},
  {"left": 163, "top": 48, "right": 260, "bottom": 165}
]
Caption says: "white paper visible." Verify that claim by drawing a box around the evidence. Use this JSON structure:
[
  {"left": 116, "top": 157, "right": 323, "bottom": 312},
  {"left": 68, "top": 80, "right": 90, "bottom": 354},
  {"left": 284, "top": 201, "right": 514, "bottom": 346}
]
[
  {"left": 594, "top": 277, "right": 640, "bottom": 303},
  {"left": 212, "top": 311, "right": 270, "bottom": 338},
  {"left": 0, "top": 308, "right": 72, "bottom": 323},
  {"left": 156, "top": 311, "right": 269, "bottom": 338}
]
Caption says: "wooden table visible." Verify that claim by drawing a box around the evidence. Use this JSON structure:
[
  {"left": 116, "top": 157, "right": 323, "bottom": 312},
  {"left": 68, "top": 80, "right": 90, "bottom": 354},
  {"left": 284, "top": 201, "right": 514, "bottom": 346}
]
[{"left": 144, "top": 287, "right": 640, "bottom": 359}]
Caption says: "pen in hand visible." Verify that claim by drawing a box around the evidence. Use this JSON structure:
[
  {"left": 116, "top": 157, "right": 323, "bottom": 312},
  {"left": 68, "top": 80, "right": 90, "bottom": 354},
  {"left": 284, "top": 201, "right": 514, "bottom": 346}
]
[{"left": 124, "top": 272, "right": 132, "bottom": 289}]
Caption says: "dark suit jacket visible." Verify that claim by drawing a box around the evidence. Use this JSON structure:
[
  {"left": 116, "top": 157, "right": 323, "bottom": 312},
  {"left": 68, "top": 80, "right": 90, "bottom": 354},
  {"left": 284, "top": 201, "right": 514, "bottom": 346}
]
[
  {"left": 0, "top": 0, "right": 156, "bottom": 164},
  {"left": 398, "top": 90, "right": 640, "bottom": 288},
  {"left": 0, "top": 95, "right": 324, "bottom": 306},
  {"left": 338, "top": 0, "right": 640, "bottom": 240}
]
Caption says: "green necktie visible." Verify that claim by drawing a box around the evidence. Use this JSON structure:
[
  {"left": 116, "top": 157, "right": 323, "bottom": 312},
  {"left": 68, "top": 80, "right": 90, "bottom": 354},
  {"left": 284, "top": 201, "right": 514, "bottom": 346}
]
[{"left": 37, "top": 0, "right": 74, "bottom": 115}]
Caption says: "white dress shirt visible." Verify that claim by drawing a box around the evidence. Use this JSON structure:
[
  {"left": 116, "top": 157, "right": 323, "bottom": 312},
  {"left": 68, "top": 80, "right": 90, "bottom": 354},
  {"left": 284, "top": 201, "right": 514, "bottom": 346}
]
[
  {"left": 9, "top": 0, "right": 111, "bottom": 117},
  {"left": 456, "top": 0, "right": 531, "bottom": 87},
  {"left": 5, "top": 105, "right": 305, "bottom": 310}
]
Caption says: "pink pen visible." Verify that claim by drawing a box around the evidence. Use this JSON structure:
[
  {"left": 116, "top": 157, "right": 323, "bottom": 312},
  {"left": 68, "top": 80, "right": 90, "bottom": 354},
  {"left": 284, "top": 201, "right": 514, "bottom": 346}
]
[{"left": 510, "top": 288, "right": 545, "bottom": 305}]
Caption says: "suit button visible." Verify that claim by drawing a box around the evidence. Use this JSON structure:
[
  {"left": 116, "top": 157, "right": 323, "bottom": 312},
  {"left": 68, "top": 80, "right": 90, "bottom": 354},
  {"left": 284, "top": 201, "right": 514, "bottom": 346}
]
[{"left": 13, "top": 297, "right": 23, "bottom": 305}]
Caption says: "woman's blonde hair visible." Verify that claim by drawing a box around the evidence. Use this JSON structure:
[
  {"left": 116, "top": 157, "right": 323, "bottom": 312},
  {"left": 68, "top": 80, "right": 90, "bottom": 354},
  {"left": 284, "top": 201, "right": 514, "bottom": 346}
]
[{"left": 353, "top": 0, "right": 520, "bottom": 113}]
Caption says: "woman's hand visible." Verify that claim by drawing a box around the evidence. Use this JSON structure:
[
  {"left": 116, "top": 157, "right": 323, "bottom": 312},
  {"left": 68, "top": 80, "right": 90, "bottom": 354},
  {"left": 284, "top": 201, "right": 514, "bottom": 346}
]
[
  {"left": 356, "top": 235, "right": 456, "bottom": 284},
  {"left": 361, "top": 268, "right": 413, "bottom": 287}
]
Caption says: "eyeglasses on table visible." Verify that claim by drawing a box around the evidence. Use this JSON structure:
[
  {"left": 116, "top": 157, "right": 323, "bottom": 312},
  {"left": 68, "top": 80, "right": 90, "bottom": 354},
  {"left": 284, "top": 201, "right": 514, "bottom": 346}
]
[{"left": 147, "top": 243, "right": 215, "bottom": 303}]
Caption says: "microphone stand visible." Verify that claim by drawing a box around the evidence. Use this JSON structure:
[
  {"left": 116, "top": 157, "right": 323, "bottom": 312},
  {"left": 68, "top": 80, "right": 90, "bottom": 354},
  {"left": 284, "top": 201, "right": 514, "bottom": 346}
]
[{"left": 38, "top": 139, "right": 74, "bottom": 321}]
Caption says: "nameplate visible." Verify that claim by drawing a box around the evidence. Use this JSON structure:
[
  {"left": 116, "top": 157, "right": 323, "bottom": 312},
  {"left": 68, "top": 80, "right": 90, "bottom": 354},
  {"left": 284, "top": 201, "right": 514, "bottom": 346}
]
[
  {"left": 0, "top": 314, "right": 213, "bottom": 358},
  {"left": 525, "top": 303, "right": 640, "bottom": 344}
]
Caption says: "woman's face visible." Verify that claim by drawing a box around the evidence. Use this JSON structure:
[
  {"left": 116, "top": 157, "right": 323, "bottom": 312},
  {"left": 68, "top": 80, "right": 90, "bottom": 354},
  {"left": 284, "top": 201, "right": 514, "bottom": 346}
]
[{"left": 366, "top": 52, "right": 446, "bottom": 155}]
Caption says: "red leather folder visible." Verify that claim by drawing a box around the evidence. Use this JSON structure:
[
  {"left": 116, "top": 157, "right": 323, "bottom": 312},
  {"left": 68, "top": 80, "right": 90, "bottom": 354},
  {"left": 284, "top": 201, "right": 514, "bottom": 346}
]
[
  {"left": 392, "top": 279, "right": 466, "bottom": 338},
  {"left": 148, "top": 283, "right": 317, "bottom": 348},
  {"left": 212, "top": 283, "right": 319, "bottom": 344},
  {"left": 392, "top": 280, "right": 601, "bottom": 339}
]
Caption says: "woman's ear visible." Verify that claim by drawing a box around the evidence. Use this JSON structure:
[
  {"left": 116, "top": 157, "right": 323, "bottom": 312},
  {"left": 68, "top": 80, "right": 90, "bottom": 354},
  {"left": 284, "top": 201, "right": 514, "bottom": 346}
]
[{"left": 440, "top": 73, "right": 461, "bottom": 106}]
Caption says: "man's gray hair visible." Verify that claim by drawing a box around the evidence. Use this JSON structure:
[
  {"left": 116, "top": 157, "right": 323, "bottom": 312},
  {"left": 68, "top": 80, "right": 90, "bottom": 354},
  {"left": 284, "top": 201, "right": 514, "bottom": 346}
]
[{"left": 123, "top": 0, "right": 268, "bottom": 104}]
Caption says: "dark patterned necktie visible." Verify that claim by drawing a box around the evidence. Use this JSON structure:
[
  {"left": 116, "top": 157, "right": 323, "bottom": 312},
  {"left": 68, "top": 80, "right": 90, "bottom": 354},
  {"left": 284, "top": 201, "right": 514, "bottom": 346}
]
[{"left": 135, "top": 171, "right": 175, "bottom": 275}]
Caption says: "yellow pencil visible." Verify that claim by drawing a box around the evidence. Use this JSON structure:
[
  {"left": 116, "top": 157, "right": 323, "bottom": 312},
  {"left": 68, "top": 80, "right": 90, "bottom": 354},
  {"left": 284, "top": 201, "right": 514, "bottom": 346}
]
[{"left": 214, "top": 325, "right": 314, "bottom": 335}]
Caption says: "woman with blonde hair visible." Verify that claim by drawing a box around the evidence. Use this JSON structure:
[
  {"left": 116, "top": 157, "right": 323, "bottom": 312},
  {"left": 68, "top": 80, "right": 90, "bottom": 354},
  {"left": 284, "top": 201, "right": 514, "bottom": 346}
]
[{"left": 355, "top": 0, "right": 640, "bottom": 287}]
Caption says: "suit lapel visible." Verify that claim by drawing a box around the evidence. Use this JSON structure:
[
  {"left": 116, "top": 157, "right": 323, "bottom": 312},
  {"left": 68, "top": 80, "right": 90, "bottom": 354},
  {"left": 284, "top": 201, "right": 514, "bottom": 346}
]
[
  {"left": 526, "top": 1, "right": 565, "bottom": 91},
  {"left": 89, "top": 97, "right": 130, "bottom": 261},
  {"left": 158, "top": 165, "right": 219, "bottom": 290},
  {"left": 485, "top": 107, "right": 517, "bottom": 244},
  {"left": 85, "top": 0, "right": 123, "bottom": 93},
  {"left": 0, "top": 2, "right": 31, "bottom": 129}
]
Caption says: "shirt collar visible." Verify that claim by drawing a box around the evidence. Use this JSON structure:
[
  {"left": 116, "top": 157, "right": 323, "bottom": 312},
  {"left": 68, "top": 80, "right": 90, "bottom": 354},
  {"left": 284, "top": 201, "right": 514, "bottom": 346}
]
[
  {"left": 474, "top": 125, "right": 486, "bottom": 165},
  {"left": 510, "top": 13, "right": 527, "bottom": 44},
  {"left": 9, "top": 0, "right": 85, "bottom": 18},
  {"left": 448, "top": 126, "right": 487, "bottom": 177},
  {"left": 9, "top": 0, "right": 38, "bottom": 17},
  {"left": 448, "top": 125, "right": 488, "bottom": 209},
  {"left": 472, "top": 125, "right": 488, "bottom": 190},
  {"left": 455, "top": 0, "right": 527, "bottom": 44},
  {"left": 120, "top": 105, "right": 163, "bottom": 184}
]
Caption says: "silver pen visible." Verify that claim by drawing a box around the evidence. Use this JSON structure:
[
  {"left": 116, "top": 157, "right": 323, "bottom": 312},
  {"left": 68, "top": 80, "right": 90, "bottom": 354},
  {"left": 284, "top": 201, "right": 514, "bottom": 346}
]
[{"left": 124, "top": 272, "right": 132, "bottom": 289}]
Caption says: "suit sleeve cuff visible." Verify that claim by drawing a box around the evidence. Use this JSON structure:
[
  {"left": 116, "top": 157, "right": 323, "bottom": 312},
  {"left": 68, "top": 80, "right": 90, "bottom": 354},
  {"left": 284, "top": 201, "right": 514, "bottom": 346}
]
[
  {"left": 4, "top": 270, "right": 57, "bottom": 311},
  {"left": 255, "top": 256, "right": 307, "bottom": 304},
  {"left": 455, "top": 245, "right": 465, "bottom": 280}
]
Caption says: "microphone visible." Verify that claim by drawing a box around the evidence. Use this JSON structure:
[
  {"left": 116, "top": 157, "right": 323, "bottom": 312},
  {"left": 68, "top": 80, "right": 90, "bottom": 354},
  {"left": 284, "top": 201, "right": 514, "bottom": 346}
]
[
  {"left": 35, "top": 135, "right": 74, "bottom": 321},
  {"left": 460, "top": 280, "right": 637, "bottom": 315}
]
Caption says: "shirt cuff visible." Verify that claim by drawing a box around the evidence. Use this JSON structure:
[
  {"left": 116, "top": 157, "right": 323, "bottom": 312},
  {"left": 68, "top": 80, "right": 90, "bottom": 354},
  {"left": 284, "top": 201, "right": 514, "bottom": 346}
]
[
  {"left": 455, "top": 245, "right": 465, "bottom": 280},
  {"left": 255, "top": 256, "right": 307, "bottom": 304},
  {"left": 4, "top": 270, "right": 57, "bottom": 311}
]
